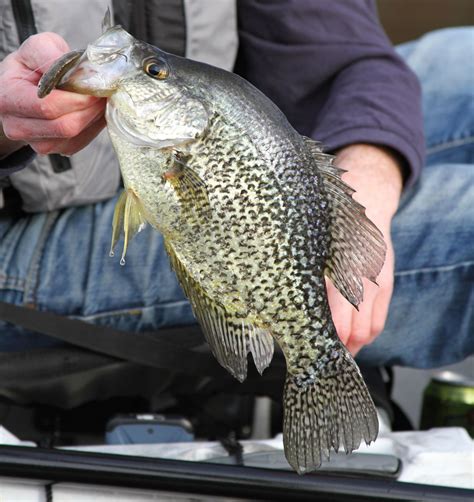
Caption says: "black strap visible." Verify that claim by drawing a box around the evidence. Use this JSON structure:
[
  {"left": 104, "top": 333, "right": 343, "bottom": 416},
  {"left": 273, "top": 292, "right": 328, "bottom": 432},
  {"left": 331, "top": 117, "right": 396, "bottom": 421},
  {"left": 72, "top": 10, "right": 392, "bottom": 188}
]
[
  {"left": 10, "top": 0, "right": 37, "bottom": 43},
  {"left": 0, "top": 177, "right": 11, "bottom": 189},
  {"left": 0, "top": 301, "right": 223, "bottom": 376}
]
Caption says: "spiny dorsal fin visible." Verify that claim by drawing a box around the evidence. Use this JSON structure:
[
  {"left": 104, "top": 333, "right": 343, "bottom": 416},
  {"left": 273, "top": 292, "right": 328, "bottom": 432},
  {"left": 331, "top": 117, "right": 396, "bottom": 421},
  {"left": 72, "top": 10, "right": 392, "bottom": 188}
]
[
  {"left": 165, "top": 241, "right": 274, "bottom": 382},
  {"left": 102, "top": 7, "right": 113, "bottom": 33},
  {"left": 303, "top": 137, "right": 386, "bottom": 307}
]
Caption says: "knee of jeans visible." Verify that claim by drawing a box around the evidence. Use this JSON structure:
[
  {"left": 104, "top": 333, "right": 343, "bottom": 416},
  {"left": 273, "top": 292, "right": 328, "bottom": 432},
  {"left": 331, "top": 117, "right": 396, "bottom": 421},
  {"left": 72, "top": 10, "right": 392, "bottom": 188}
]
[
  {"left": 402, "top": 27, "right": 474, "bottom": 154},
  {"left": 405, "top": 27, "right": 474, "bottom": 96}
]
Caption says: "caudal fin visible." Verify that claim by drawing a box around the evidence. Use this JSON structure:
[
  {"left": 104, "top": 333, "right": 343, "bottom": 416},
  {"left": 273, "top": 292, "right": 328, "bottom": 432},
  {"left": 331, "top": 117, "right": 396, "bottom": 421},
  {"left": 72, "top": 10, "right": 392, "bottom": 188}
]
[{"left": 283, "top": 345, "right": 378, "bottom": 474}]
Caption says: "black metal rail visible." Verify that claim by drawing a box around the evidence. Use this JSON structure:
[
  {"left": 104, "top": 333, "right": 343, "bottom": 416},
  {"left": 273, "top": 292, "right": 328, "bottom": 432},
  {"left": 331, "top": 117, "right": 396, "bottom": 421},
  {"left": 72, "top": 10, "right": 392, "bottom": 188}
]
[{"left": 0, "top": 445, "right": 472, "bottom": 501}]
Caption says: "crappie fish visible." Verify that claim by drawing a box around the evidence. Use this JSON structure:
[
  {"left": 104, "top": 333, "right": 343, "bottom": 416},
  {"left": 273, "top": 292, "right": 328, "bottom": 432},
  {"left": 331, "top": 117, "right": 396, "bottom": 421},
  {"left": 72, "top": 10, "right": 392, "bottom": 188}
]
[{"left": 38, "top": 14, "right": 386, "bottom": 474}]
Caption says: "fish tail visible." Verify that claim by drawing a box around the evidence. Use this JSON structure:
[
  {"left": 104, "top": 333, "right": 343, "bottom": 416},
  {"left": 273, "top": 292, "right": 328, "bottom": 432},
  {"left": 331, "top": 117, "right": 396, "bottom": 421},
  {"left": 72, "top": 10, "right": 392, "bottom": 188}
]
[{"left": 283, "top": 343, "right": 378, "bottom": 474}]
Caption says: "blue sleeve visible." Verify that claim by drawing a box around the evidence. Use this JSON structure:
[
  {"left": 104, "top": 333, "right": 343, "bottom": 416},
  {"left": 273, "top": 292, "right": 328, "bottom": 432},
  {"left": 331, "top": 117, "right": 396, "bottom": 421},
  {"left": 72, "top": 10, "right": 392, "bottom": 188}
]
[{"left": 235, "top": 0, "right": 425, "bottom": 187}]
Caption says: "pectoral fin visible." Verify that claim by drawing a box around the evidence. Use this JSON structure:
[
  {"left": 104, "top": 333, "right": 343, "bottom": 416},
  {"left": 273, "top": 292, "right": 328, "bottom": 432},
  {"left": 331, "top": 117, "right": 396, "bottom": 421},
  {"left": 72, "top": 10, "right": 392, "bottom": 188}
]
[
  {"left": 164, "top": 155, "right": 211, "bottom": 222},
  {"left": 110, "top": 189, "right": 147, "bottom": 265}
]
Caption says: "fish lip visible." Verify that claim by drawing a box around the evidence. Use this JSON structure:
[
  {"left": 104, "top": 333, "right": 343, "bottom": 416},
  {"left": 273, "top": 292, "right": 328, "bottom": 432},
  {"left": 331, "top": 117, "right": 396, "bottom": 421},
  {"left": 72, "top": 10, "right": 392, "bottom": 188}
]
[
  {"left": 57, "top": 25, "right": 138, "bottom": 97},
  {"left": 58, "top": 61, "right": 117, "bottom": 97}
]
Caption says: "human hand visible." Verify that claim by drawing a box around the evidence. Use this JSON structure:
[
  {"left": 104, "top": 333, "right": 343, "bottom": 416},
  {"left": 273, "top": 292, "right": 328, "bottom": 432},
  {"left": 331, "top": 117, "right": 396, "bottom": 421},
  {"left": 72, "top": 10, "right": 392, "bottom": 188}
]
[
  {"left": 0, "top": 33, "right": 106, "bottom": 158},
  {"left": 327, "top": 144, "right": 404, "bottom": 356}
]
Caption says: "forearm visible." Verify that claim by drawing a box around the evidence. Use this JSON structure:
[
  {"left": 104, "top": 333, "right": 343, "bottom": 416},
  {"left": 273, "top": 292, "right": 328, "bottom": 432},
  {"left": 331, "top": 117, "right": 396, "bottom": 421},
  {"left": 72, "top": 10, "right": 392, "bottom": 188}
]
[
  {"left": 313, "top": 54, "right": 424, "bottom": 189},
  {"left": 236, "top": 0, "right": 425, "bottom": 188}
]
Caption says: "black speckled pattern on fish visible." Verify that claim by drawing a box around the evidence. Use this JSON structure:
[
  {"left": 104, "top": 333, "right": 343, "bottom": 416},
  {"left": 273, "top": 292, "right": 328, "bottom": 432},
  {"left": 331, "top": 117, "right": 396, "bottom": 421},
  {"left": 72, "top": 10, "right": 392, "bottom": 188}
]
[{"left": 41, "top": 24, "right": 386, "bottom": 474}]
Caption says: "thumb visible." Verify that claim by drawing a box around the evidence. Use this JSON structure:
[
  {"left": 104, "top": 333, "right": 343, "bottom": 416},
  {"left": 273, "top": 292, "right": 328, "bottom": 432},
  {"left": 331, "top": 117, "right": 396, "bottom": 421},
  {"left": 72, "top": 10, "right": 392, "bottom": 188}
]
[{"left": 16, "top": 32, "right": 70, "bottom": 73}]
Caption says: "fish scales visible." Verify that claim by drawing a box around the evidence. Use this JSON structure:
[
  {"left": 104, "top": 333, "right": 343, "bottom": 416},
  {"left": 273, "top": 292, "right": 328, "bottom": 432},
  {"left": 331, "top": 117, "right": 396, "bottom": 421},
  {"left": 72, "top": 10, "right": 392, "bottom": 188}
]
[
  {"left": 115, "top": 107, "right": 313, "bottom": 336},
  {"left": 38, "top": 18, "right": 386, "bottom": 474}
]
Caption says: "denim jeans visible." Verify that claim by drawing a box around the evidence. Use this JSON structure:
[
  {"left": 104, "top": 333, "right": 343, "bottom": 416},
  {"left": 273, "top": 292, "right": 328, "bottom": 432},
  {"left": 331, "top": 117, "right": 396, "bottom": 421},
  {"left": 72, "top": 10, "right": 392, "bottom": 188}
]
[{"left": 0, "top": 27, "right": 473, "bottom": 368}]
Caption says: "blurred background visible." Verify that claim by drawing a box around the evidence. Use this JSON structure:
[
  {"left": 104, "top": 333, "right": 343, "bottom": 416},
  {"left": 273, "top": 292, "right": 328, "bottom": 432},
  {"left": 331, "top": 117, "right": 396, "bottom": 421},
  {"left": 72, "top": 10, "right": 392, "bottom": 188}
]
[{"left": 377, "top": 0, "right": 474, "bottom": 44}]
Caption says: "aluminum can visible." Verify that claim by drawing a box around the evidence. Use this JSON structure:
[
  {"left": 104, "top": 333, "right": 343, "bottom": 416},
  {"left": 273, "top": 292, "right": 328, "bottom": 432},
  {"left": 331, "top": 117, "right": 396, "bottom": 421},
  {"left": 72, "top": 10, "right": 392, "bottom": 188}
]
[{"left": 420, "top": 371, "right": 474, "bottom": 437}]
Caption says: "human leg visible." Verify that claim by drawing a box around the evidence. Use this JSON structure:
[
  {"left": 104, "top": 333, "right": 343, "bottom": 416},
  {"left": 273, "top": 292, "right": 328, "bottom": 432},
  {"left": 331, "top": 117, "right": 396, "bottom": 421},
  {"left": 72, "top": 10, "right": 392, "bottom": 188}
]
[
  {"left": 358, "top": 161, "right": 474, "bottom": 367},
  {"left": 358, "top": 27, "right": 474, "bottom": 367},
  {"left": 0, "top": 193, "right": 195, "bottom": 352},
  {"left": 396, "top": 27, "right": 474, "bottom": 166}
]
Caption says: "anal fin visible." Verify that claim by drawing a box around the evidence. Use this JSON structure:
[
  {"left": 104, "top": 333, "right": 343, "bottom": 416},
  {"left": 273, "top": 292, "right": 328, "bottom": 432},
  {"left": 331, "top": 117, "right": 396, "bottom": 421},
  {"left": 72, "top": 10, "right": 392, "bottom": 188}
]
[{"left": 165, "top": 241, "right": 274, "bottom": 382}]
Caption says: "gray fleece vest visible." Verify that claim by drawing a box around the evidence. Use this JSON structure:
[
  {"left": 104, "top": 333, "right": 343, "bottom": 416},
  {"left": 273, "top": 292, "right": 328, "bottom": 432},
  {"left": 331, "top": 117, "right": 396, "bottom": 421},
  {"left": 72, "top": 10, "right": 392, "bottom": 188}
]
[{"left": 0, "top": 0, "right": 237, "bottom": 212}]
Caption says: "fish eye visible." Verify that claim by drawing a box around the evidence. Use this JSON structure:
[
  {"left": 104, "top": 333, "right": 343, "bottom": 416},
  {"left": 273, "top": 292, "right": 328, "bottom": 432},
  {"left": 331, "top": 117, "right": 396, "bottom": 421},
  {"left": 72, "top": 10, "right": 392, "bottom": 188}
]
[{"left": 143, "top": 58, "right": 169, "bottom": 80}]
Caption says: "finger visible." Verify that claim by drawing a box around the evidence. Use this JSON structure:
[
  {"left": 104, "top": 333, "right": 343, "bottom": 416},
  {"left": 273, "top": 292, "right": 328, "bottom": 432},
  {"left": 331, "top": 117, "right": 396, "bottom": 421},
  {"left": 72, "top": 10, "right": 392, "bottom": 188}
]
[
  {"left": 326, "top": 277, "right": 354, "bottom": 346},
  {"left": 348, "top": 254, "right": 395, "bottom": 356},
  {"left": 0, "top": 78, "right": 102, "bottom": 119},
  {"left": 3, "top": 100, "right": 105, "bottom": 142},
  {"left": 17, "top": 32, "right": 70, "bottom": 73},
  {"left": 346, "top": 279, "right": 378, "bottom": 354},
  {"left": 31, "top": 115, "right": 107, "bottom": 156},
  {"left": 346, "top": 338, "right": 365, "bottom": 356},
  {"left": 370, "top": 287, "right": 391, "bottom": 339},
  {"left": 371, "top": 272, "right": 394, "bottom": 339},
  {"left": 367, "top": 242, "right": 395, "bottom": 343}
]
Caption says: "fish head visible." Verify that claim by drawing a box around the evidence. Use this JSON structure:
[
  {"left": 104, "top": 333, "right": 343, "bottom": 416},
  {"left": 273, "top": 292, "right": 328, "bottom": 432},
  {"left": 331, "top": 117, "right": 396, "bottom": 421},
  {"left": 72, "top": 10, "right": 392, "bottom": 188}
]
[
  {"left": 55, "top": 23, "right": 214, "bottom": 253},
  {"left": 58, "top": 26, "right": 211, "bottom": 149}
]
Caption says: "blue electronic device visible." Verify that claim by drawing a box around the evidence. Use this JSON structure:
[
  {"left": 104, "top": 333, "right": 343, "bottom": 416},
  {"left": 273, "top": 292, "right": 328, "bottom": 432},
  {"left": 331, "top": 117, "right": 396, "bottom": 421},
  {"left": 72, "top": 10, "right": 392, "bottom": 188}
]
[{"left": 106, "top": 414, "right": 194, "bottom": 445}]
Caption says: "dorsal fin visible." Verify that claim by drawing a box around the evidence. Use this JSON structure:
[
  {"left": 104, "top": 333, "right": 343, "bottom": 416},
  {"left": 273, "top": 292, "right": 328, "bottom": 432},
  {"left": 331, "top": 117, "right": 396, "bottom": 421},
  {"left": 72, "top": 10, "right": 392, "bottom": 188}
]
[
  {"left": 303, "top": 137, "right": 386, "bottom": 307},
  {"left": 102, "top": 7, "right": 113, "bottom": 33},
  {"left": 165, "top": 241, "right": 274, "bottom": 382}
]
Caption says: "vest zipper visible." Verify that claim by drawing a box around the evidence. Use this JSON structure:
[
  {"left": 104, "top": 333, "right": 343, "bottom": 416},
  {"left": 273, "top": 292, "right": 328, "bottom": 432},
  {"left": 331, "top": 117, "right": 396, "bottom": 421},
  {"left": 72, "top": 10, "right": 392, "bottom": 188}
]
[
  {"left": 10, "top": 0, "right": 72, "bottom": 174},
  {"left": 10, "top": 0, "right": 37, "bottom": 43}
]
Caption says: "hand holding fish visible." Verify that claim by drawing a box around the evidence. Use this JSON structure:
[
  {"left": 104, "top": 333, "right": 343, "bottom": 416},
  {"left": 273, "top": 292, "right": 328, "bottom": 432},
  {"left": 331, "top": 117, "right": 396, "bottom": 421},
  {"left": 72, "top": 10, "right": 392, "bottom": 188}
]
[
  {"left": 328, "top": 144, "right": 404, "bottom": 355},
  {"left": 0, "top": 33, "right": 105, "bottom": 158}
]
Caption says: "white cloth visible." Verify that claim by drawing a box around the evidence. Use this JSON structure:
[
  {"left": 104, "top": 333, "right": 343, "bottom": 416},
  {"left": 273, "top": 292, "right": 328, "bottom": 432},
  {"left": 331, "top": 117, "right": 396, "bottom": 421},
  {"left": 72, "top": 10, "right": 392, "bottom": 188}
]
[
  {"left": 66, "top": 427, "right": 474, "bottom": 489},
  {"left": 357, "top": 427, "right": 474, "bottom": 489},
  {"left": 1, "top": 424, "right": 473, "bottom": 490},
  {"left": 0, "top": 425, "right": 35, "bottom": 447}
]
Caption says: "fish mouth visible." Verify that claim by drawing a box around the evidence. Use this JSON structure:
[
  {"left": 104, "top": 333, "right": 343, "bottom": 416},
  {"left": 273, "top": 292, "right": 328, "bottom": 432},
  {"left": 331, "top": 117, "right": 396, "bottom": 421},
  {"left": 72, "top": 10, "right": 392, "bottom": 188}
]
[
  {"left": 38, "top": 26, "right": 140, "bottom": 99},
  {"left": 58, "top": 59, "right": 118, "bottom": 97},
  {"left": 58, "top": 31, "right": 136, "bottom": 97}
]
